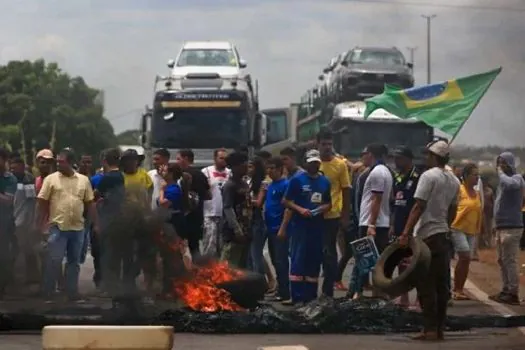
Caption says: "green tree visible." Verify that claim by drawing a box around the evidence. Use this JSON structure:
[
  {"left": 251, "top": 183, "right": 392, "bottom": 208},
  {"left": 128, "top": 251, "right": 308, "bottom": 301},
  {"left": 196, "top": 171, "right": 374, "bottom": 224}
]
[
  {"left": 116, "top": 129, "right": 140, "bottom": 145},
  {"left": 0, "top": 59, "right": 117, "bottom": 164}
]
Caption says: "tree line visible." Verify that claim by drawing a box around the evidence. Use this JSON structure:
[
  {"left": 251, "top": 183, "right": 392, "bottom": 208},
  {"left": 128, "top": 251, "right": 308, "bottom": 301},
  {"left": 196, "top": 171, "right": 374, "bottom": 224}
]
[{"left": 0, "top": 59, "right": 117, "bottom": 165}]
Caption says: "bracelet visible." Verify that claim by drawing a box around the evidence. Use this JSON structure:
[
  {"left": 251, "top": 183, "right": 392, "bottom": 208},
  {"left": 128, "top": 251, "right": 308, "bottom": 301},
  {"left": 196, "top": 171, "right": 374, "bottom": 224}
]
[{"left": 368, "top": 224, "right": 376, "bottom": 228}]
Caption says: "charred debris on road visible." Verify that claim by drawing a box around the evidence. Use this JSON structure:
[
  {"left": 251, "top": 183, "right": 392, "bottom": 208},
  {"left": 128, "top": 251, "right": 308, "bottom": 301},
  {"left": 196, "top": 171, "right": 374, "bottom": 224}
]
[{"left": 1, "top": 297, "right": 524, "bottom": 334}]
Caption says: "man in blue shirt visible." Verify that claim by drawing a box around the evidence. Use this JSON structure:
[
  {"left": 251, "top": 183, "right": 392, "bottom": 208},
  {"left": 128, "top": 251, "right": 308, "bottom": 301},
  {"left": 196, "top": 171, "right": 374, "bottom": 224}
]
[
  {"left": 282, "top": 149, "right": 331, "bottom": 304},
  {"left": 264, "top": 157, "right": 290, "bottom": 302}
]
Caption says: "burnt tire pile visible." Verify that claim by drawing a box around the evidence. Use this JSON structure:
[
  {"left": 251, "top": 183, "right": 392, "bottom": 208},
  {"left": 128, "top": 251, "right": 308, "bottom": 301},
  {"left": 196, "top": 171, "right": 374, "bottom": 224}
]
[{"left": 1, "top": 297, "right": 525, "bottom": 334}]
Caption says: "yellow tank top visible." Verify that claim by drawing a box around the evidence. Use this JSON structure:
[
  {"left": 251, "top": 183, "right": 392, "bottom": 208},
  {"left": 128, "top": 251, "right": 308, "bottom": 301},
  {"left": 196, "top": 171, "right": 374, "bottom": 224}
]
[{"left": 451, "top": 184, "right": 482, "bottom": 235}]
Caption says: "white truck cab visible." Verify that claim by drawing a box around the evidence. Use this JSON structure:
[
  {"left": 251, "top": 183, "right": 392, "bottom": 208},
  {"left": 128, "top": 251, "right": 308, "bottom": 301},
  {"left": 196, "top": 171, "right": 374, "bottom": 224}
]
[{"left": 169, "top": 41, "right": 248, "bottom": 78}]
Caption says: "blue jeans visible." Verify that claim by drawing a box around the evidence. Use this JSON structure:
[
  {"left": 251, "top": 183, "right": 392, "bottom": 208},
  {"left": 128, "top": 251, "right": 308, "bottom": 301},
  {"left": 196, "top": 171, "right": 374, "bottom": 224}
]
[
  {"left": 250, "top": 215, "right": 267, "bottom": 274},
  {"left": 268, "top": 233, "right": 290, "bottom": 299},
  {"left": 80, "top": 222, "right": 90, "bottom": 264},
  {"left": 43, "top": 226, "right": 85, "bottom": 298}
]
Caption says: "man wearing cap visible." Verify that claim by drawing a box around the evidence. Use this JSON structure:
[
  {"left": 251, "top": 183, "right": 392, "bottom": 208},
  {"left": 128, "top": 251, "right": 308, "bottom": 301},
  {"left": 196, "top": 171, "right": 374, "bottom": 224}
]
[
  {"left": 399, "top": 140, "right": 460, "bottom": 341},
  {"left": 283, "top": 149, "right": 332, "bottom": 304},
  {"left": 316, "top": 129, "right": 350, "bottom": 298},
  {"left": 391, "top": 147, "right": 419, "bottom": 307},
  {"left": 35, "top": 149, "right": 55, "bottom": 194}
]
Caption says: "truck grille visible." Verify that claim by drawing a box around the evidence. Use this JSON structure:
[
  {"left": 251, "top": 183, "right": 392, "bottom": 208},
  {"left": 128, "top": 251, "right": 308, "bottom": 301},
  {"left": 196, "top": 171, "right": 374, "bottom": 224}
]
[{"left": 361, "top": 73, "right": 399, "bottom": 83}]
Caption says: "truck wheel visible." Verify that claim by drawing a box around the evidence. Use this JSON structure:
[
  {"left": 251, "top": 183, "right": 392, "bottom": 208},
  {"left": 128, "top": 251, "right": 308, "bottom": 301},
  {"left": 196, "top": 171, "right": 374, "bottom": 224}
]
[
  {"left": 372, "top": 237, "right": 431, "bottom": 297},
  {"left": 216, "top": 271, "right": 268, "bottom": 310}
]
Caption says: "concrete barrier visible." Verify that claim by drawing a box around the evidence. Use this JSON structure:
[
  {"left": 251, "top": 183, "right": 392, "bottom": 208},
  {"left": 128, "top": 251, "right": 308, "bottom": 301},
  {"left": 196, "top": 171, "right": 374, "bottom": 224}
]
[{"left": 42, "top": 325, "right": 174, "bottom": 350}]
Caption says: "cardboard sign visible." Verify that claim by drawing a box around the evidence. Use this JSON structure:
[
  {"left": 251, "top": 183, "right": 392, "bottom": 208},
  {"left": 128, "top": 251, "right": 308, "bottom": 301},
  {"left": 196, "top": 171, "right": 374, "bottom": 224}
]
[{"left": 350, "top": 236, "right": 379, "bottom": 273}]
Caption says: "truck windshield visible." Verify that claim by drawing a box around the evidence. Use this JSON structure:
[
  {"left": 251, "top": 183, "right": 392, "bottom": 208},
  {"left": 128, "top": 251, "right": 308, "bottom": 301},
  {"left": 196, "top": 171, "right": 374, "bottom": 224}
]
[
  {"left": 151, "top": 109, "right": 248, "bottom": 149},
  {"left": 348, "top": 49, "right": 405, "bottom": 66},
  {"left": 177, "top": 49, "right": 237, "bottom": 67},
  {"left": 339, "top": 121, "right": 432, "bottom": 158}
]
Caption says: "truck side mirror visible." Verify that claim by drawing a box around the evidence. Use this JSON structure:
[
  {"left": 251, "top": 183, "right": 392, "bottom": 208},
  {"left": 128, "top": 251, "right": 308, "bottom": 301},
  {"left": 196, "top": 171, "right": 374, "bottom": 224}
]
[
  {"left": 239, "top": 59, "right": 247, "bottom": 69},
  {"left": 167, "top": 59, "right": 175, "bottom": 69},
  {"left": 407, "top": 62, "right": 414, "bottom": 69}
]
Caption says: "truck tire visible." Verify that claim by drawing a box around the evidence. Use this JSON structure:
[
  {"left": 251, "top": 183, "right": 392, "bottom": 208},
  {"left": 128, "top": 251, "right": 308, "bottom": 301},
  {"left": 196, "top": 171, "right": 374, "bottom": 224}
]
[
  {"left": 216, "top": 271, "right": 268, "bottom": 310},
  {"left": 372, "top": 237, "right": 431, "bottom": 297}
]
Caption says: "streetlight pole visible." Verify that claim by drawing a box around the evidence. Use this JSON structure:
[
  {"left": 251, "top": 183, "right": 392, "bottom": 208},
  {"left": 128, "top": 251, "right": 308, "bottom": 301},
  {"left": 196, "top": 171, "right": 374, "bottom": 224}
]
[
  {"left": 421, "top": 14, "right": 436, "bottom": 84},
  {"left": 406, "top": 46, "right": 417, "bottom": 65}
]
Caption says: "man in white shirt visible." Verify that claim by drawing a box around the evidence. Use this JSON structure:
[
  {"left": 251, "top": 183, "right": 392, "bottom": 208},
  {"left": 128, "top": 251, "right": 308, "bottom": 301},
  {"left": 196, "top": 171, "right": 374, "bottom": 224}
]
[
  {"left": 147, "top": 149, "right": 171, "bottom": 210},
  {"left": 359, "top": 143, "right": 393, "bottom": 253},
  {"left": 201, "top": 148, "right": 230, "bottom": 257}
]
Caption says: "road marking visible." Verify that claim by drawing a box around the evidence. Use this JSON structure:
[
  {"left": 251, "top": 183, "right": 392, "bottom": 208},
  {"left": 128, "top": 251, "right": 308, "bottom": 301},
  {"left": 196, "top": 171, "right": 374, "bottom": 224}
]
[
  {"left": 258, "top": 347, "right": 309, "bottom": 350},
  {"left": 460, "top": 275, "right": 525, "bottom": 336}
]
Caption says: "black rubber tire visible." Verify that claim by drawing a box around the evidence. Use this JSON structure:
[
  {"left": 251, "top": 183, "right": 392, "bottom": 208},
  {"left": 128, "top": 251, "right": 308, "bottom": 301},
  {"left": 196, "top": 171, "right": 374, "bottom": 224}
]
[
  {"left": 372, "top": 237, "right": 431, "bottom": 297},
  {"left": 216, "top": 271, "right": 268, "bottom": 309}
]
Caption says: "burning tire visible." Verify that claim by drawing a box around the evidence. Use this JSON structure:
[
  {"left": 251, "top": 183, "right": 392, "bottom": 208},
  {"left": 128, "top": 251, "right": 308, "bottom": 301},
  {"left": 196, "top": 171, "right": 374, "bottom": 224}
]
[
  {"left": 372, "top": 237, "right": 431, "bottom": 297},
  {"left": 216, "top": 271, "right": 268, "bottom": 309}
]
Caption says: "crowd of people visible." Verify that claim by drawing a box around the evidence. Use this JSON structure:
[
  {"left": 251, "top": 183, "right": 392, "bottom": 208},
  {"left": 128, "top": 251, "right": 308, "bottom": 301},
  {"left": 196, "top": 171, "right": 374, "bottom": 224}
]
[{"left": 0, "top": 128, "right": 524, "bottom": 341}]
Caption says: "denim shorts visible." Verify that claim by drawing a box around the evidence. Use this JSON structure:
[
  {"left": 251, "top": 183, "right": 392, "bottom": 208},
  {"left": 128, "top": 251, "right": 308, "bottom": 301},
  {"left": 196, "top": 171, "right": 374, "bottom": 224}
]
[{"left": 451, "top": 229, "right": 475, "bottom": 253}]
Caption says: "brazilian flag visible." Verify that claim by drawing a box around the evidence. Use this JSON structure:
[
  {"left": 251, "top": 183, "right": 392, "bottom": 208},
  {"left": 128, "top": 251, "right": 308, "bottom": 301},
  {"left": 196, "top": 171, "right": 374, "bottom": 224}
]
[{"left": 364, "top": 67, "right": 502, "bottom": 137}]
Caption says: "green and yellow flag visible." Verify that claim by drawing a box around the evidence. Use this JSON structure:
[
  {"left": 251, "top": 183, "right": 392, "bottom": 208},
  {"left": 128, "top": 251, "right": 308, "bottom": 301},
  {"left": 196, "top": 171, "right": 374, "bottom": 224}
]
[{"left": 364, "top": 67, "right": 502, "bottom": 137}]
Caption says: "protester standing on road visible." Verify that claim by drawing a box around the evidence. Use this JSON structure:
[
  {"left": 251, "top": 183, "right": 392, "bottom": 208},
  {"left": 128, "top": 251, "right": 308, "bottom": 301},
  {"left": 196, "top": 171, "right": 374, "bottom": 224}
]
[
  {"left": 202, "top": 148, "right": 230, "bottom": 258},
  {"left": 359, "top": 144, "right": 393, "bottom": 253},
  {"left": 157, "top": 162, "right": 186, "bottom": 297},
  {"left": 317, "top": 129, "right": 350, "bottom": 298},
  {"left": 283, "top": 149, "right": 331, "bottom": 304},
  {"left": 121, "top": 148, "right": 155, "bottom": 296},
  {"left": 176, "top": 149, "right": 211, "bottom": 257},
  {"left": 335, "top": 162, "right": 366, "bottom": 292},
  {"left": 94, "top": 149, "right": 129, "bottom": 300},
  {"left": 489, "top": 152, "right": 524, "bottom": 305},
  {"left": 450, "top": 163, "right": 482, "bottom": 301},
  {"left": 0, "top": 148, "right": 17, "bottom": 298},
  {"left": 221, "top": 152, "right": 251, "bottom": 268},
  {"left": 390, "top": 147, "right": 419, "bottom": 307},
  {"left": 250, "top": 152, "right": 272, "bottom": 275},
  {"left": 10, "top": 156, "right": 39, "bottom": 285},
  {"left": 37, "top": 148, "right": 98, "bottom": 303},
  {"left": 399, "top": 140, "right": 460, "bottom": 341},
  {"left": 148, "top": 148, "right": 170, "bottom": 210},
  {"left": 264, "top": 157, "right": 290, "bottom": 303}
]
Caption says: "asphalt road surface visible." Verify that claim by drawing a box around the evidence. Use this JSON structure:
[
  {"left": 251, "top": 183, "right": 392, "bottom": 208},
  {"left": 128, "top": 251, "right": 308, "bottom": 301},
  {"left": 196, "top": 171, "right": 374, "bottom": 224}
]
[{"left": 1, "top": 255, "right": 524, "bottom": 349}]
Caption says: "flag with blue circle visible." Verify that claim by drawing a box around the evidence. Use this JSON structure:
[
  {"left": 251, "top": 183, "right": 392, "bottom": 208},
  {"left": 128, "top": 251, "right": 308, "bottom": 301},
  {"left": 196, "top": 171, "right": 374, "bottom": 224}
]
[{"left": 364, "top": 67, "right": 502, "bottom": 137}]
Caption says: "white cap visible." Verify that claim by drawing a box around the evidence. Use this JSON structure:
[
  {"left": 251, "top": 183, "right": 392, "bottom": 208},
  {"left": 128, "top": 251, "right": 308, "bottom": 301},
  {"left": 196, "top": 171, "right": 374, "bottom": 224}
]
[
  {"left": 305, "top": 149, "right": 321, "bottom": 163},
  {"left": 427, "top": 140, "right": 450, "bottom": 158}
]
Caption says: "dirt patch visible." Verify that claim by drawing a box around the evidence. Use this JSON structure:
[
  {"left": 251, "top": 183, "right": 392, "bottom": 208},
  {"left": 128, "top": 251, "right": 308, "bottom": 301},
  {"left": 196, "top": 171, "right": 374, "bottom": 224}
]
[{"left": 464, "top": 248, "right": 525, "bottom": 302}]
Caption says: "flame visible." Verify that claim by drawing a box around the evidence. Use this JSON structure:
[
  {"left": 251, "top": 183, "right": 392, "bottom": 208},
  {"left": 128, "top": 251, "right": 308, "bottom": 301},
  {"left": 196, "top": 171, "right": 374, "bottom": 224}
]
[
  {"left": 174, "top": 261, "right": 245, "bottom": 312},
  {"left": 154, "top": 226, "right": 245, "bottom": 312}
]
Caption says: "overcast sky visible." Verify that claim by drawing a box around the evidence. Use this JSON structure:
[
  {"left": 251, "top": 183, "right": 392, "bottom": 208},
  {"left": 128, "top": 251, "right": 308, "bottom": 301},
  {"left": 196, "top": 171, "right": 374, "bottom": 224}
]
[{"left": 1, "top": 0, "right": 524, "bottom": 146}]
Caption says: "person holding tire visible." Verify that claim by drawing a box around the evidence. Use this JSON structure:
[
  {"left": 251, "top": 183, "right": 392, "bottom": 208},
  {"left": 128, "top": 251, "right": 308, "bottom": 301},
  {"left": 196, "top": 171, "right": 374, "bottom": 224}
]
[
  {"left": 390, "top": 147, "right": 420, "bottom": 307},
  {"left": 450, "top": 163, "right": 482, "bottom": 301},
  {"left": 399, "top": 140, "right": 460, "bottom": 341}
]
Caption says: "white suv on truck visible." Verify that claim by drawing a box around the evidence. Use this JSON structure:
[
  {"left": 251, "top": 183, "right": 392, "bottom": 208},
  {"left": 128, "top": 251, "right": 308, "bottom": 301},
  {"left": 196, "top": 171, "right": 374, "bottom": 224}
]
[{"left": 170, "top": 41, "right": 248, "bottom": 78}]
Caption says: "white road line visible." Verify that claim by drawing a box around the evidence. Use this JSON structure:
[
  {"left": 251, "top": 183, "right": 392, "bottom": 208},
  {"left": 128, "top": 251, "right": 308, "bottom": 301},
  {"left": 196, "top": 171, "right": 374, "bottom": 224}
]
[{"left": 458, "top": 273, "right": 525, "bottom": 335}]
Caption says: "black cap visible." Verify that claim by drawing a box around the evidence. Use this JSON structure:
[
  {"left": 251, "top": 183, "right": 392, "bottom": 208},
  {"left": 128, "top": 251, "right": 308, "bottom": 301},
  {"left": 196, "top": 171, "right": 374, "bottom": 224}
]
[
  {"left": 121, "top": 148, "right": 145, "bottom": 160},
  {"left": 393, "top": 146, "right": 414, "bottom": 159}
]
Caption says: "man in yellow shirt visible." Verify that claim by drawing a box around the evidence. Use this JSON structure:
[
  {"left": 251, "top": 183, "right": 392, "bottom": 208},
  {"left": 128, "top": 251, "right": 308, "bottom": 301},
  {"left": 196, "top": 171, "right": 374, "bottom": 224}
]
[
  {"left": 37, "top": 148, "right": 97, "bottom": 303},
  {"left": 120, "top": 149, "right": 155, "bottom": 297},
  {"left": 317, "top": 129, "right": 351, "bottom": 297}
]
